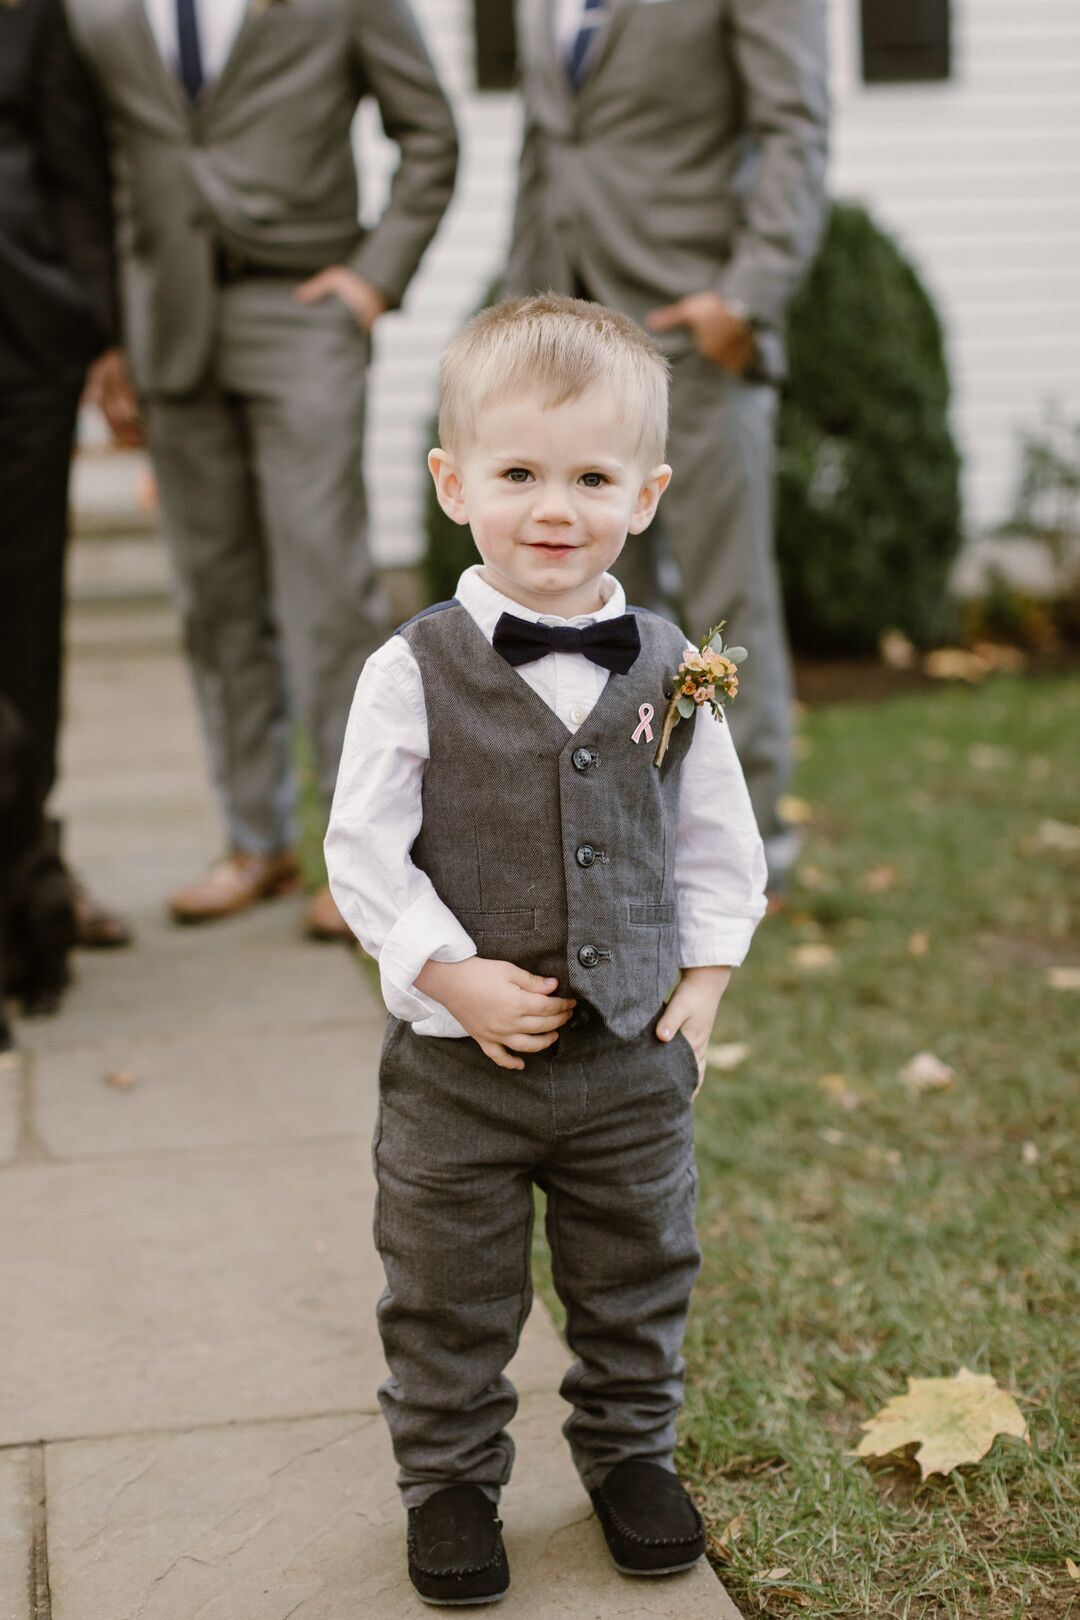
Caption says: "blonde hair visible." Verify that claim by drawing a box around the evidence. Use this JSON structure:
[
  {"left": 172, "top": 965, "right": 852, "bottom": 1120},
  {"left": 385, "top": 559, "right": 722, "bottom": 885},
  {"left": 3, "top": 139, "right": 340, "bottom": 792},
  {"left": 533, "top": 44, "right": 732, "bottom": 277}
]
[{"left": 438, "top": 293, "right": 670, "bottom": 467}]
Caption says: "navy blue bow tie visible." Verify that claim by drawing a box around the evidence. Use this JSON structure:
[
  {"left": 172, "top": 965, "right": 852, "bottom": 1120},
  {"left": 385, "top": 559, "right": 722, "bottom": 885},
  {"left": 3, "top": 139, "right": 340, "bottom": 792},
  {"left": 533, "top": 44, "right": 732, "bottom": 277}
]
[{"left": 492, "top": 611, "right": 641, "bottom": 673}]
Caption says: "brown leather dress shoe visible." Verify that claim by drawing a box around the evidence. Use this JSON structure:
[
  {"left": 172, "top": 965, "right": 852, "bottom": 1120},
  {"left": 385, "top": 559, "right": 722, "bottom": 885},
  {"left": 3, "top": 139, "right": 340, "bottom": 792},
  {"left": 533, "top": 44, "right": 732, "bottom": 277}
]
[
  {"left": 304, "top": 884, "right": 355, "bottom": 942},
  {"left": 73, "top": 878, "right": 133, "bottom": 949},
  {"left": 168, "top": 851, "right": 301, "bottom": 924}
]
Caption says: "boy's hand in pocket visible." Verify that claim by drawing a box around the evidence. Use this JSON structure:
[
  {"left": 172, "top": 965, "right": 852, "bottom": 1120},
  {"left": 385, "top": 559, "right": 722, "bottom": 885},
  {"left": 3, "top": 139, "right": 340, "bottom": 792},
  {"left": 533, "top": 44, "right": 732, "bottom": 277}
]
[{"left": 656, "top": 964, "right": 732, "bottom": 1094}]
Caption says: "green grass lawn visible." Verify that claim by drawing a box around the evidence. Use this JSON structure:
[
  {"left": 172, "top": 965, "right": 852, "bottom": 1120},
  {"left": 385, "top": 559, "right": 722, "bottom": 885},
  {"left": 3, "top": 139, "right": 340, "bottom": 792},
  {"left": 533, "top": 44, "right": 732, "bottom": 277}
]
[
  {"left": 528, "top": 673, "right": 1078, "bottom": 1617},
  {"left": 660, "top": 672, "right": 1078, "bottom": 1618}
]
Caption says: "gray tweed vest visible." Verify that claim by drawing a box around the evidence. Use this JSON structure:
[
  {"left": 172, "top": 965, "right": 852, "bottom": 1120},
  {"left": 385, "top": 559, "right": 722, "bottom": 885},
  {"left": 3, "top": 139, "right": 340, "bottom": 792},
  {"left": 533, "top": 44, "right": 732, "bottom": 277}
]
[{"left": 399, "top": 600, "right": 695, "bottom": 1040}]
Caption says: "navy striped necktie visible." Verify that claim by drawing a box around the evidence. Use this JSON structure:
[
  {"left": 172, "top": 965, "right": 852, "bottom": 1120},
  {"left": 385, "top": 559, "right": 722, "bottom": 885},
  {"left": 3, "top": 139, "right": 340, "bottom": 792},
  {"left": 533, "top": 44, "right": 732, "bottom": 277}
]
[
  {"left": 176, "top": 0, "right": 204, "bottom": 102},
  {"left": 565, "top": 0, "right": 608, "bottom": 90}
]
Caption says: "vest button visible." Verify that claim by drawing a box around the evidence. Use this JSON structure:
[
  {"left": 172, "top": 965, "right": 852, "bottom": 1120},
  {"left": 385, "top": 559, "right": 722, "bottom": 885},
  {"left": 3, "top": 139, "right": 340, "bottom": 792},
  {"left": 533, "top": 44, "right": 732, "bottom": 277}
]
[
  {"left": 577, "top": 944, "right": 600, "bottom": 968},
  {"left": 576, "top": 844, "right": 596, "bottom": 867},
  {"left": 572, "top": 747, "right": 596, "bottom": 772}
]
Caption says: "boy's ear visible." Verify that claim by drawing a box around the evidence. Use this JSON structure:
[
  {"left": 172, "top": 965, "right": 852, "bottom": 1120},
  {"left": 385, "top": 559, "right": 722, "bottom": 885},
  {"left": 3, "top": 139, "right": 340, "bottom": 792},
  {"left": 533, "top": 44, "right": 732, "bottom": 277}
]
[
  {"left": 427, "top": 448, "right": 469, "bottom": 526},
  {"left": 627, "top": 464, "right": 673, "bottom": 535}
]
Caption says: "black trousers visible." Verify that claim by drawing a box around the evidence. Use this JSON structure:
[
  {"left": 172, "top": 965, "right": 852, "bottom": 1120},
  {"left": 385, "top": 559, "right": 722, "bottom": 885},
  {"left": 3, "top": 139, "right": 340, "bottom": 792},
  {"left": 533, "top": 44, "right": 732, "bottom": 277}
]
[{"left": 0, "top": 377, "right": 81, "bottom": 806}]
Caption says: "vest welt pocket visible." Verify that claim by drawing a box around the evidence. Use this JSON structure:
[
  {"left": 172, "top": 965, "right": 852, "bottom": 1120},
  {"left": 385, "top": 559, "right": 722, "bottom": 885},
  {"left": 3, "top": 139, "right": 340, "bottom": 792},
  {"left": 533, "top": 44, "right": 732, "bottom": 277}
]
[
  {"left": 628, "top": 902, "right": 676, "bottom": 927},
  {"left": 457, "top": 908, "right": 537, "bottom": 935}
]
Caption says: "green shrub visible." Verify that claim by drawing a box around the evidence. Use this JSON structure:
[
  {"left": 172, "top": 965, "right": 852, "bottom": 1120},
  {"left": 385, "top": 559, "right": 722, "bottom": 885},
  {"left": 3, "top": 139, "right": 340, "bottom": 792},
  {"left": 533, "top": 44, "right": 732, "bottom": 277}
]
[{"left": 776, "top": 201, "right": 963, "bottom": 653}]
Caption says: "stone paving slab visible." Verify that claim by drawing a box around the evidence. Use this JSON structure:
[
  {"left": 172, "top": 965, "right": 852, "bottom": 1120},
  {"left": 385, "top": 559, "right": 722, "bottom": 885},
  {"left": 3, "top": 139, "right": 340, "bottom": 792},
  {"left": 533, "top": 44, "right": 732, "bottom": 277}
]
[
  {"left": 44, "top": 1395, "right": 735, "bottom": 1620},
  {"left": 26, "top": 904, "right": 369, "bottom": 1050},
  {"left": 33, "top": 1022, "right": 378, "bottom": 1159},
  {"left": 0, "top": 1448, "right": 34, "bottom": 1620},
  {"left": 0, "top": 1138, "right": 568, "bottom": 1447}
]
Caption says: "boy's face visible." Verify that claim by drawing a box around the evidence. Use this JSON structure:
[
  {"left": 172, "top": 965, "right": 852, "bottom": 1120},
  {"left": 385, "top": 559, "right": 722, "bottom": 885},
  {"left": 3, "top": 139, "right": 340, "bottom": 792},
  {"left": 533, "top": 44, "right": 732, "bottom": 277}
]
[{"left": 429, "top": 385, "right": 671, "bottom": 618}]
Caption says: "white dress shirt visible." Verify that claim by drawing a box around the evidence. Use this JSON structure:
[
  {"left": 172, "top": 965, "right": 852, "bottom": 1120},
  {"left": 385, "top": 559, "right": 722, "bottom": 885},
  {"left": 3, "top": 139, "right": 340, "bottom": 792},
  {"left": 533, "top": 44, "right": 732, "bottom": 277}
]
[
  {"left": 325, "top": 567, "right": 768, "bottom": 1039},
  {"left": 143, "top": 0, "right": 249, "bottom": 85}
]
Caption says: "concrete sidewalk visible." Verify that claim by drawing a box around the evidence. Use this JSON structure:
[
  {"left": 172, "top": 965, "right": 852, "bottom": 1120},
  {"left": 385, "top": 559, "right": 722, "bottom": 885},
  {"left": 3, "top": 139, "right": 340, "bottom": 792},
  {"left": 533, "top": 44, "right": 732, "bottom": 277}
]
[{"left": 0, "top": 625, "right": 742, "bottom": 1619}]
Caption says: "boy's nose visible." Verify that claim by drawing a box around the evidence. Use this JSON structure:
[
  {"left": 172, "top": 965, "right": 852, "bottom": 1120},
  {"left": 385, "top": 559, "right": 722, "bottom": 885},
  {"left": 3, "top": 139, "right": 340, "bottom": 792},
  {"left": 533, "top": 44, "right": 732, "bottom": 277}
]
[{"left": 530, "top": 485, "right": 575, "bottom": 523}]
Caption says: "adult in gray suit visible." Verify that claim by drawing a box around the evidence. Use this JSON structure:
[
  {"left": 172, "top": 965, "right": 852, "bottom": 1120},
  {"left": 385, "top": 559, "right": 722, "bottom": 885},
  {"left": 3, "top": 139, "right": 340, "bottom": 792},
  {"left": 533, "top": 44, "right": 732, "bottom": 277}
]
[
  {"left": 504, "top": 0, "right": 827, "bottom": 886},
  {"left": 69, "top": 0, "right": 458, "bottom": 935}
]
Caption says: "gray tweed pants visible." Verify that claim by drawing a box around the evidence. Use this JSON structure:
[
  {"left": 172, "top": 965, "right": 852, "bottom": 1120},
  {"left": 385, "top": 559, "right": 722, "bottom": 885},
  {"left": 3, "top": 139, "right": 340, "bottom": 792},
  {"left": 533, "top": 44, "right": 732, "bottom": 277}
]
[{"left": 373, "top": 1010, "right": 702, "bottom": 1507}]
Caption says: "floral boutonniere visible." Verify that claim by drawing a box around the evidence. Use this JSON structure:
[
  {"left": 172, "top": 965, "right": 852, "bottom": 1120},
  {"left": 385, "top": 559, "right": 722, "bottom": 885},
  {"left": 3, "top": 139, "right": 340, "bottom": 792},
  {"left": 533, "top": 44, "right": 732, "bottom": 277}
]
[{"left": 653, "top": 623, "right": 747, "bottom": 768}]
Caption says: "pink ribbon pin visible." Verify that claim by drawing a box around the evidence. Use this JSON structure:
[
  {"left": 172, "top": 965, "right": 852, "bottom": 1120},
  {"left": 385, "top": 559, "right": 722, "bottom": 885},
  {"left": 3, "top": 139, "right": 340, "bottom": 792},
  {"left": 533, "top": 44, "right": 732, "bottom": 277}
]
[{"left": 631, "top": 702, "right": 654, "bottom": 744}]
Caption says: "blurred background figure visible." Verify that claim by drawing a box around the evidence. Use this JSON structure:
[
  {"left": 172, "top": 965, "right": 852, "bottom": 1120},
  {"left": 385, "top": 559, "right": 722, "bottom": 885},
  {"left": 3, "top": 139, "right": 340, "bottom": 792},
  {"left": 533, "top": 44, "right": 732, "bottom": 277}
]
[
  {"left": 69, "top": 0, "right": 458, "bottom": 940},
  {"left": 502, "top": 0, "right": 829, "bottom": 892},
  {"left": 0, "top": 0, "right": 131, "bottom": 967}
]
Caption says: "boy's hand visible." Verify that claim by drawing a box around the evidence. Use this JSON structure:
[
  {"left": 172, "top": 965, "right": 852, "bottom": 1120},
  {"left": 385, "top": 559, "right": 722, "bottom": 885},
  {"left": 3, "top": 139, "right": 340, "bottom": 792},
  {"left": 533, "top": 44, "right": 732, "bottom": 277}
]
[
  {"left": 656, "top": 964, "right": 732, "bottom": 1095},
  {"left": 414, "top": 957, "right": 576, "bottom": 1072}
]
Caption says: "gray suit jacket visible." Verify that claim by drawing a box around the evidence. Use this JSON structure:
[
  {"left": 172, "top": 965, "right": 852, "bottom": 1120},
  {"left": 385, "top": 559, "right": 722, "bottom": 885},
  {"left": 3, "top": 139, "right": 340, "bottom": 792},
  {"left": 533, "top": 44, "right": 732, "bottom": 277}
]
[
  {"left": 504, "top": 0, "right": 828, "bottom": 376},
  {"left": 66, "top": 0, "right": 458, "bottom": 392}
]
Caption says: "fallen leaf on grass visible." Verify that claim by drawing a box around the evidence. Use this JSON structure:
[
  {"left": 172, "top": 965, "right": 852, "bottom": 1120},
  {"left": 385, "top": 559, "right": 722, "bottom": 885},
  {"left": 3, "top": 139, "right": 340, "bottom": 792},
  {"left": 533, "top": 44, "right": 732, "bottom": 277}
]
[
  {"left": 968, "top": 744, "right": 1011, "bottom": 771},
  {"left": 1066, "top": 1558, "right": 1080, "bottom": 1580},
  {"left": 900, "top": 1052, "right": 955, "bottom": 1092},
  {"left": 756, "top": 1569, "right": 792, "bottom": 1583},
  {"left": 816, "top": 1073, "right": 860, "bottom": 1110},
  {"left": 1047, "top": 966, "right": 1080, "bottom": 991},
  {"left": 1035, "top": 820, "right": 1080, "bottom": 853},
  {"left": 709, "top": 1513, "right": 746, "bottom": 1560},
  {"left": 778, "top": 794, "right": 814, "bottom": 825},
  {"left": 972, "top": 641, "right": 1025, "bottom": 673},
  {"left": 907, "top": 931, "right": 930, "bottom": 958},
  {"left": 924, "top": 647, "right": 989, "bottom": 683},
  {"left": 790, "top": 942, "right": 836, "bottom": 971},
  {"left": 861, "top": 864, "right": 897, "bottom": 892},
  {"left": 103, "top": 1069, "right": 139, "bottom": 1090},
  {"left": 880, "top": 628, "right": 916, "bottom": 670},
  {"left": 817, "top": 1072, "right": 847, "bottom": 1096},
  {"left": 706, "top": 1041, "right": 751, "bottom": 1070},
  {"left": 1021, "top": 1141, "right": 1040, "bottom": 1165},
  {"left": 856, "top": 1367, "right": 1028, "bottom": 1479},
  {"left": 820, "top": 1127, "right": 845, "bottom": 1145},
  {"left": 796, "top": 862, "right": 831, "bottom": 890}
]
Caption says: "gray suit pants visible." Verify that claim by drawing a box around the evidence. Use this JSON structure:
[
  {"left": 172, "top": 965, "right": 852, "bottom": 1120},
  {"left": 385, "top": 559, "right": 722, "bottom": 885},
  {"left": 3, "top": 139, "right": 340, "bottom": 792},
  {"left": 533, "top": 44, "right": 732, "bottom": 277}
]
[
  {"left": 374, "top": 1012, "right": 702, "bottom": 1506},
  {"left": 614, "top": 351, "right": 796, "bottom": 879},
  {"left": 143, "top": 279, "right": 385, "bottom": 853}
]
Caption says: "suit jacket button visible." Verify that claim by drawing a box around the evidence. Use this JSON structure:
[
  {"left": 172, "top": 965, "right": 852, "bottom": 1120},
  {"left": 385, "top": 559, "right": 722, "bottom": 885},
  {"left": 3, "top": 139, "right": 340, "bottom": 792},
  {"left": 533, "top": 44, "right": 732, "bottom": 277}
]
[
  {"left": 576, "top": 844, "right": 596, "bottom": 867},
  {"left": 577, "top": 944, "right": 600, "bottom": 968},
  {"left": 572, "top": 747, "right": 595, "bottom": 772}
]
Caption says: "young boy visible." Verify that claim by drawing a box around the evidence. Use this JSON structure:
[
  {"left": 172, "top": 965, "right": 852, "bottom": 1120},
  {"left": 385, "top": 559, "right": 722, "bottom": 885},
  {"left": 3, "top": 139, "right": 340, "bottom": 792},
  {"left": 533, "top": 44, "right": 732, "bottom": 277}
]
[{"left": 325, "top": 294, "right": 767, "bottom": 1606}]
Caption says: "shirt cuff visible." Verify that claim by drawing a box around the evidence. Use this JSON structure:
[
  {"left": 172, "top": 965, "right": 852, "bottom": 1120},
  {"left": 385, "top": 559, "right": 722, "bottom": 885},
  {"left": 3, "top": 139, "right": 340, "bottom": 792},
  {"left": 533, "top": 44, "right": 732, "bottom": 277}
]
[
  {"left": 678, "top": 917, "right": 761, "bottom": 970},
  {"left": 378, "top": 888, "right": 476, "bottom": 1030}
]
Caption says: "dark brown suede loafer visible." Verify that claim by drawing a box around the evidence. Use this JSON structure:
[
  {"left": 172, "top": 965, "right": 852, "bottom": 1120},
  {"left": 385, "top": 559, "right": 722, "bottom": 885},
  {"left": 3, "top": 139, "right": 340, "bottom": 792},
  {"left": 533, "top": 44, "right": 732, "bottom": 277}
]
[
  {"left": 590, "top": 1459, "right": 705, "bottom": 1576},
  {"left": 407, "top": 1484, "right": 509, "bottom": 1606}
]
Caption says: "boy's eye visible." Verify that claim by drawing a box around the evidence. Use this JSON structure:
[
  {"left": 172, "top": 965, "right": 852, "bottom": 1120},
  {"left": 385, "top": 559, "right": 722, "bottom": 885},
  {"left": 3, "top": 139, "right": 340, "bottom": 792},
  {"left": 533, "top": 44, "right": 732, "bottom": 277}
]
[
  {"left": 580, "top": 472, "right": 608, "bottom": 488},
  {"left": 504, "top": 467, "right": 533, "bottom": 483}
]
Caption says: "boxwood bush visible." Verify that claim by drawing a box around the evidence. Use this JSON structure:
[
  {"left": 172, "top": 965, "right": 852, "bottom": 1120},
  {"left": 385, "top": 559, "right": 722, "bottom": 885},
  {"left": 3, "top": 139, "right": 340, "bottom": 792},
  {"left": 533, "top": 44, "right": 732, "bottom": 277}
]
[{"left": 777, "top": 201, "right": 963, "bottom": 653}]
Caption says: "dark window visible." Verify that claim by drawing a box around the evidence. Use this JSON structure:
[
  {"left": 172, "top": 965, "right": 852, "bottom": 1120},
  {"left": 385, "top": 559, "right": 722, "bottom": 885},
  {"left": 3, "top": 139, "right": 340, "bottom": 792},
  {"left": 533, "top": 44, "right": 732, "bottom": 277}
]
[
  {"left": 474, "top": 0, "right": 518, "bottom": 89},
  {"left": 861, "top": 0, "right": 951, "bottom": 83}
]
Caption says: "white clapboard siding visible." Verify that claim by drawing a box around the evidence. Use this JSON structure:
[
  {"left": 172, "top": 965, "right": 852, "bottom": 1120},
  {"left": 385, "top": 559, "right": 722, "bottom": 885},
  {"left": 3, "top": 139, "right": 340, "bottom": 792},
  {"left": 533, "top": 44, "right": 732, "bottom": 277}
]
[
  {"left": 356, "top": 0, "right": 1080, "bottom": 567},
  {"left": 828, "top": 0, "right": 1080, "bottom": 530}
]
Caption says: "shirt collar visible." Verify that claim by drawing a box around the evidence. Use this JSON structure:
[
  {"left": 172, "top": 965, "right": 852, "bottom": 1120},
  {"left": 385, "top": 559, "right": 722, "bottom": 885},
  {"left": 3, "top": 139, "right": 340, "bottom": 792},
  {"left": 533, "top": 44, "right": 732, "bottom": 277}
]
[{"left": 454, "top": 564, "right": 626, "bottom": 644}]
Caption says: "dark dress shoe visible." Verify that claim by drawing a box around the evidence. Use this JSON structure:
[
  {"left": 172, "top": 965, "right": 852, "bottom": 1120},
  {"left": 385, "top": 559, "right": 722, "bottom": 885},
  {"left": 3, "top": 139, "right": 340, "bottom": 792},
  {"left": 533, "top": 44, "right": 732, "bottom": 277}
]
[
  {"left": 407, "top": 1484, "right": 509, "bottom": 1607},
  {"left": 590, "top": 1459, "right": 705, "bottom": 1576}
]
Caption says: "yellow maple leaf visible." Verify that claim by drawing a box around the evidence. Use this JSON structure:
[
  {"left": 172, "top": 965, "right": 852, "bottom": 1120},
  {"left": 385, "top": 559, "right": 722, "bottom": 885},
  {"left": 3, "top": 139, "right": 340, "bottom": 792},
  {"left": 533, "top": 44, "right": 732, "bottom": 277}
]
[{"left": 856, "top": 1368, "right": 1027, "bottom": 1479}]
